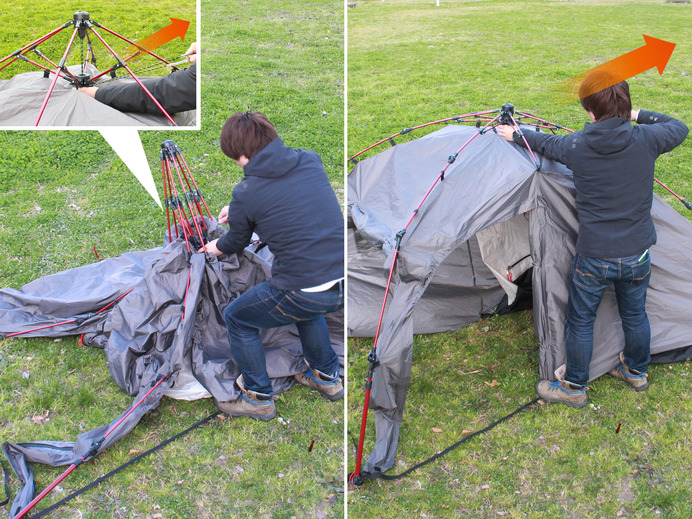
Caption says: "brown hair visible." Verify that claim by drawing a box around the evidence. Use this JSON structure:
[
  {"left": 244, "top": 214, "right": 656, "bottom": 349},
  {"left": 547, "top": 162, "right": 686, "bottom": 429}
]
[
  {"left": 579, "top": 70, "right": 631, "bottom": 122},
  {"left": 220, "top": 112, "right": 279, "bottom": 160}
]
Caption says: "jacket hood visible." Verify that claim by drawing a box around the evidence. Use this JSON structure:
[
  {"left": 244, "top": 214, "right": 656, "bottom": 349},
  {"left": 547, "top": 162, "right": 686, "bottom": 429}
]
[
  {"left": 244, "top": 138, "right": 300, "bottom": 178},
  {"left": 582, "top": 117, "right": 634, "bottom": 154}
]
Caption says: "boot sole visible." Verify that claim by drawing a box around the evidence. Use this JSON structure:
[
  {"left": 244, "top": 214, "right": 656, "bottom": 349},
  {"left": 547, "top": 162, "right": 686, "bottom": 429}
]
[
  {"left": 294, "top": 377, "right": 344, "bottom": 401},
  {"left": 228, "top": 410, "right": 276, "bottom": 421},
  {"left": 535, "top": 381, "right": 588, "bottom": 409},
  {"left": 607, "top": 372, "right": 648, "bottom": 392},
  {"left": 214, "top": 400, "right": 277, "bottom": 421}
]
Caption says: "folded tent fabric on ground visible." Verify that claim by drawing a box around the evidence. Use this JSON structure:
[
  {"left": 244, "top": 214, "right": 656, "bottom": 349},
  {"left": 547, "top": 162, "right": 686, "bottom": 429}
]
[
  {"left": 347, "top": 122, "right": 692, "bottom": 475},
  {"left": 0, "top": 219, "right": 344, "bottom": 517},
  {"left": 0, "top": 64, "right": 194, "bottom": 127}
]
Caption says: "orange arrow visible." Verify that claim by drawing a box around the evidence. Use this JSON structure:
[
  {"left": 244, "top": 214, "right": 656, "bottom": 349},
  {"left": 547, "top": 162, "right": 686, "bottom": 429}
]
[
  {"left": 125, "top": 18, "right": 191, "bottom": 58},
  {"left": 558, "top": 35, "right": 676, "bottom": 102}
]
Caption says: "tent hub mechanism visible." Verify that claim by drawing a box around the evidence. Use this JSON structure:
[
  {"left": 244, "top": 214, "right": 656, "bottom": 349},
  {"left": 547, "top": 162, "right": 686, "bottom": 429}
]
[
  {"left": 73, "top": 11, "right": 92, "bottom": 40},
  {"left": 499, "top": 102, "right": 515, "bottom": 126}
]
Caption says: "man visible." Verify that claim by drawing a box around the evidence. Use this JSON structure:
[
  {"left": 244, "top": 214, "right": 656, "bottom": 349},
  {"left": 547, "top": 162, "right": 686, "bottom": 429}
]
[
  {"left": 200, "top": 111, "right": 344, "bottom": 421},
  {"left": 77, "top": 42, "right": 196, "bottom": 115},
  {"left": 498, "top": 72, "right": 688, "bottom": 408}
]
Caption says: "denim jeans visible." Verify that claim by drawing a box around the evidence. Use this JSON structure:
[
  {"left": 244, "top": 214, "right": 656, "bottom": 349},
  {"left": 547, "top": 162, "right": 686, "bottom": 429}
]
[
  {"left": 565, "top": 252, "right": 651, "bottom": 387},
  {"left": 223, "top": 280, "right": 344, "bottom": 395}
]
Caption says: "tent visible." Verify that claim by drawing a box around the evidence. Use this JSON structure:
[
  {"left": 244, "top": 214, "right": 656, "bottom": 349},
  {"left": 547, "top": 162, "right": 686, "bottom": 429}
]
[
  {"left": 0, "top": 219, "right": 343, "bottom": 517},
  {"left": 0, "top": 64, "right": 194, "bottom": 127},
  {"left": 347, "top": 121, "right": 692, "bottom": 475}
]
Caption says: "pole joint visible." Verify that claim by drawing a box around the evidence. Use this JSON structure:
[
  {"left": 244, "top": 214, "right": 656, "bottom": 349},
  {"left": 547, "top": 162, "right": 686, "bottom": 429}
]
[{"left": 395, "top": 229, "right": 406, "bottom": 250}]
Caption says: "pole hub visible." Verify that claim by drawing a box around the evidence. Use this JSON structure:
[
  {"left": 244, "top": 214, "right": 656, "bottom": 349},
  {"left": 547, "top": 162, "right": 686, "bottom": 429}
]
[{"left": 73, "top": 11, "right": 91, "bottom": 39}]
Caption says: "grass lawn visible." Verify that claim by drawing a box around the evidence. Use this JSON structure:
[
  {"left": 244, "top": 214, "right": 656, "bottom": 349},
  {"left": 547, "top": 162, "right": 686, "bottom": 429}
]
[
  {"left": 0, "top": 0, "right": 344, "bottom": 518},
  {"left": 347, "top": 1, "right": 692, "bottom": 517}
]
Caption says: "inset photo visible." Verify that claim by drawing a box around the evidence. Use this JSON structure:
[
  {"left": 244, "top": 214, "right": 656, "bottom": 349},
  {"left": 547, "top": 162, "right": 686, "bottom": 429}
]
[{"left": 0, "top": 0, "right": 198, "bottom": 128}]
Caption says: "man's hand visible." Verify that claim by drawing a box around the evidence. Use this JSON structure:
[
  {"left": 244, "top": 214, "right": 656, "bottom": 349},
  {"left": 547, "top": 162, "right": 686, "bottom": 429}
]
[
  {"left": 218, "top": 205, "right": 229, "bottom": 225},
  {"left": 185, "top": 42, "right": 198, "bottom": 64},
  {"left": 497, "top": 125, "right": 515, "bottom": 142},
  {"left": 631, "top": 109, "right": 640, "bottom": 122},
  {"left": 199, "top": 238, "right": 223, "bottom": 256},
  {"left": 77, "top": 86, "right": 99, "bottom": 99}
]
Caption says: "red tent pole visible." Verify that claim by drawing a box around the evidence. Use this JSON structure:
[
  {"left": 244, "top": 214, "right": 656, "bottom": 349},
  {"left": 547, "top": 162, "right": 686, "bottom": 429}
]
[
  {"left": 168, "top": 152, "right": 207, "bottom": 252},
  {"left": 33, "top": 26, "right": 80, "bottom": 126},
  {"left": 349, "top": 114, "right": 501, "bottom": 485},
  {"left": 348, "top": 110, "right": 499, "bottom": 165},
  {"left": 96, "top": 24, "right": 176, "bottom": 67},
  {"left": 0, "top": 24, "right": 70, "bottom": 67},
  {"left": 175, "top": 153, "right": 212, "bottom": 220},
  {"left": 13, "top": 374, "right": 170, "bottom": 519},
  {"left": 87, "top": 26, "right": 177, "bottom": 126}
]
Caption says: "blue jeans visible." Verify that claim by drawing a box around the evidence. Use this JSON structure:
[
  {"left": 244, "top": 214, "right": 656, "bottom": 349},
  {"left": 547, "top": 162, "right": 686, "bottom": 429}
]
[
  {"left": 565, "top": 252, "right": 651, "bottom": 387},
  {"left": 223, "top": 280, "right": 343, "bottom": 395}
]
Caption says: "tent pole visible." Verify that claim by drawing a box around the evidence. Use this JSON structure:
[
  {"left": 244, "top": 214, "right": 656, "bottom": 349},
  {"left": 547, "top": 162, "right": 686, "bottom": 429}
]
[
  {"left": 13, "top": 374, "right": 171, "bottom": 519},
  {"left": 33, "top": 26, "right": 80, "bottom": 126},
  {"left": 162, "top": 155, "right": 194, "bottom": 252},
  {"left": 88, "top": 26, "right": 177, "bottom": 126},
  {"left": 0, "top": 23, "right": 71, "bottom": 68},
  {"left": 348, "top": 110, "right": 499, "bottom": 166},
  {"left": 349, "top": 114, "right": 502, "bottom": 484},
  {"left": 174, "top": 152, "right": 213, "bottom": 220},
  {"left": 162, "top": 141, "right": 207, "bottom": 251}
]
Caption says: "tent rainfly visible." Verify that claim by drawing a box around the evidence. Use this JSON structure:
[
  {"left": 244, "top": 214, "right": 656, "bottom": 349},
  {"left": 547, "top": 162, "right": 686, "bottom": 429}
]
[
  {"left": 347, "top": 111, "right": 692, "bottom": 479},
  {"left": 0, "top": 141, "right": 344, "bottom": 519}
]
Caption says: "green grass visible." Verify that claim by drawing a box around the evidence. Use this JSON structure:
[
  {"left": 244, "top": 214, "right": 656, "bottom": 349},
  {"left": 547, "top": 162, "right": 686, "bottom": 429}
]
[
  {"left": 347, "top": 1, "right": 692, "bottom": 517},
  {"left": 0, "top": 0, "right": 344, "bottom": 518}
]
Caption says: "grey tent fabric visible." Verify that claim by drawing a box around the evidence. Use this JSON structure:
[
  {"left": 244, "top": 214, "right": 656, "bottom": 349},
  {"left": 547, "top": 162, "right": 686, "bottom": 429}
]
[
  {"left": 0, "top": 64, "right": 194, "bottom": 127},
  {"left": 347, "top": 123, "right": 692, "bottom": 473},
  {"left": 0, "top": 219, "right": 343, "bottom": 516}
]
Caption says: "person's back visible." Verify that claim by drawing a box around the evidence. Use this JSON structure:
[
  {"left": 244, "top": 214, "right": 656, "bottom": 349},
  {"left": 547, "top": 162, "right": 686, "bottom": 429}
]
[{"left": 498, "top": 71, "right": 688, "bottom": 408}]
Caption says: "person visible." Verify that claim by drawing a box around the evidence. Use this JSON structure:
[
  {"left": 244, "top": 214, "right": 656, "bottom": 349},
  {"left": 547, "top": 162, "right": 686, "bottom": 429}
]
[
  {"left": 77, "top": 42, "right": 197, "bottom": 115},
  {"left": 199, "top": 111, "right": 344, "bottom": 421},
  {"left": 497, "top": 71, "right": 688, "bottom": 408}
]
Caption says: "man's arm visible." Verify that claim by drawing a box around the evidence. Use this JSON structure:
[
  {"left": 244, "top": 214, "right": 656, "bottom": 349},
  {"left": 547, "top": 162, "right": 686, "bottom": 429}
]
[
  {"left": 88, "top": 63, "right": 197, "bottom": 114},
  {"left": 497, "top": 125, "right": 572, "bottom": 165},
  {"left": 213, "top": 197, "right": 254, "bottom": 255},
  {"left": 635, "top": 110, "right": 689, "bottom": 155}
]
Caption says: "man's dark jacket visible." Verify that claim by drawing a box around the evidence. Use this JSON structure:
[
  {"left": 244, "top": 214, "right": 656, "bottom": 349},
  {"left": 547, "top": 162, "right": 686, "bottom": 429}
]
[
  {"left": 514, "top": 110, "right": 688, "bottom": 258},
  {"left": 216, "top": 138, "right": 344, "bottom": 291},
  {"left": 95, "top": 63, "right": 196, "bottom": 114}
]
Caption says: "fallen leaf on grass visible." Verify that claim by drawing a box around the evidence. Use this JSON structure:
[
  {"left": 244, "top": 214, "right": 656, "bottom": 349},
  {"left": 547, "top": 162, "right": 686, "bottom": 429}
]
[
  {"left": 432, "top": 427, "right": 443, "bottom": 433},
  {"left": 128, "top": 449, "right": 143, "bottom": 456},
  {"left": 480, "top": 484, "right": 490, "bottom": 490},
  {"left": 484, "top": 380, "right": 499, "bottom": 387},
  {"left": 462, "top": 430, "right": 473, "bottom": 435},
  {"left": 31, "top": 410, "right": 50, "bottom": 425},
  {"left": 68, "top": 203, "right": 81, "bottom": 211}
]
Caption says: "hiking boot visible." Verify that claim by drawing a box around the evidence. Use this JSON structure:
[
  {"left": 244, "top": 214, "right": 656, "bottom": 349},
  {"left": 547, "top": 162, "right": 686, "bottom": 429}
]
[
  {"left": 215, "top": 376, "right": 276, "bottom": 421},
  {"left": 294, "top": 368, "right": 344, "bottom": 401},
  {"left": 536, "top": 378, "right": 588, "bottom": 409},
  {"left": 608, "top": 352, "right": 649, "bottom": 392}
]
